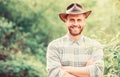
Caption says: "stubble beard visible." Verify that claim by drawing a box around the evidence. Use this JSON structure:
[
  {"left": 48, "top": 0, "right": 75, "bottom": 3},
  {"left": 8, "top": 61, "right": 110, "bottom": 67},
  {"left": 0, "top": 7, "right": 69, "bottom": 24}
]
[{"left": 68, "top": 25, "right": 83, "bottom": 36}]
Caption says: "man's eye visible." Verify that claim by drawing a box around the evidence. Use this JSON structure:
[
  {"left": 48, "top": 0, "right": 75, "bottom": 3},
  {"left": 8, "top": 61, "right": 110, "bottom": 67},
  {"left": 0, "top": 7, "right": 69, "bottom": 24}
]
[
  {"left": 78, "top": 19, "right": 81, "bottom": 22},
  {"left": 70, "top": 19, "right": 74, "bottom": 22}
]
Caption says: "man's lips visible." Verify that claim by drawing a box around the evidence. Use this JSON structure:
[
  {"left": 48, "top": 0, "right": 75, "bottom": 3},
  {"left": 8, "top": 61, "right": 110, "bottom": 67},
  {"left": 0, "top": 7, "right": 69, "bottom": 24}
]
[{"left": 70, "top": 26, "right": 81, "bottom": 29}]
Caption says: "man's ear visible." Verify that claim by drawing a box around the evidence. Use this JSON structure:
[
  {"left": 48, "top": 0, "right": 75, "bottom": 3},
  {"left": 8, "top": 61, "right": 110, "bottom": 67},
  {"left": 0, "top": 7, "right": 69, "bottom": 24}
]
[
  {"left": 83, "top": 14, "right": 86, "bottom": 19},
  {"left": 64, "top": 14, "right": 68, "bottom": 22},
  {"left": 64, "top": 18, "right": 67, "bottom": 23}
]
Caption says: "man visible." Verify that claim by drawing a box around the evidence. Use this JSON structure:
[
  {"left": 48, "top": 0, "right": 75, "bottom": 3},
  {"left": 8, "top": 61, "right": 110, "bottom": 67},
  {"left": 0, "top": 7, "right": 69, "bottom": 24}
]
[{"left": 46, "top": 3, "right": 104, "bottom": 77}]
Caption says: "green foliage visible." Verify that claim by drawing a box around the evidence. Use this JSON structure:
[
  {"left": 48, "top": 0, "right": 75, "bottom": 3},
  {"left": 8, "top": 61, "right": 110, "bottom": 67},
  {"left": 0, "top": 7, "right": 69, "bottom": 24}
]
[
  {"left": 0, "top": 54, "right": 47, "bottom": 77},
  {"left": 104, "top": 48, "right": 120, "bottom": 77},
  {"left": 0, "top": 16, "right": 46, "bottom": 77},
  {"left": 0, "top": 0, "right": 120, "bottom": 77}
]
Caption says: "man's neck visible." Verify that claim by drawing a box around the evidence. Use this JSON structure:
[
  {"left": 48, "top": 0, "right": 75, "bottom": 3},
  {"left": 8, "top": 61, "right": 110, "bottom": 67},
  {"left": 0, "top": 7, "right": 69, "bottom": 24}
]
[{"left": 69, "top": 34, "right": 82, "bottom": 41}]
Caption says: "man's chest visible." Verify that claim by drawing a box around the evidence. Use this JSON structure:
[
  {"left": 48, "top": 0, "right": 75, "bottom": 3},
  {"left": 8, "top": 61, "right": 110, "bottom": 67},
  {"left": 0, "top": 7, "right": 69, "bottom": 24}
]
[{"left": 58, "top": 45, "right": 93, "bottom": 67}]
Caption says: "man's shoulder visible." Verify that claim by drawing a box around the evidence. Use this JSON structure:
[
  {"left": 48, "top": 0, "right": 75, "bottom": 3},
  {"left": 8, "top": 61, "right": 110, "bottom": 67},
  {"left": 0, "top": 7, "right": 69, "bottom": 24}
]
[
  {"left": 83, "top": 36, "right": 102, "bottom": 47},
  {"left": 49, "top": 38, "right": 62, "bottom": 44},
  {"left": 48, "top": 36, "right": 65, "bottom": 46}
]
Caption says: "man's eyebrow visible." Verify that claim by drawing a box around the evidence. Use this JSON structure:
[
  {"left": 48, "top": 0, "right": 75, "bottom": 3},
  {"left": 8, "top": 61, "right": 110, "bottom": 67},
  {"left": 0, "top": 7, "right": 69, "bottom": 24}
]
[{"left": 69, "top": 19, "right": 74, "bottom": 20}]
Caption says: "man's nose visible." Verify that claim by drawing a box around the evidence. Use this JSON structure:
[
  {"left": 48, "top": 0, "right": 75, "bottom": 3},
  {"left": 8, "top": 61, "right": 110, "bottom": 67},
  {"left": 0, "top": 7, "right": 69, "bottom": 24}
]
[{"left": 73, "top": 21, "right": 78, "bottom": 26}]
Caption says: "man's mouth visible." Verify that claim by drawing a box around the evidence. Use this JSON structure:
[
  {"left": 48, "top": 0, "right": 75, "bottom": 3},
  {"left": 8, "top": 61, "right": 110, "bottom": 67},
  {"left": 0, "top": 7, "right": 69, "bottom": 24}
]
[{"left": 70, "top": 26, "right": 81, "bottom": 30}]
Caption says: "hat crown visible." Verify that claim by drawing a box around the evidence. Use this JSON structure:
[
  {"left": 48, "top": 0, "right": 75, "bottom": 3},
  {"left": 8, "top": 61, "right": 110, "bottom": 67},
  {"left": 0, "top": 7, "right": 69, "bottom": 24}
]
[
  {"left": 67, "top": 3, "right": 83, "bottom": 10},
  {"left": 66, "top": 3, "right": 84, "bottom": 14}
]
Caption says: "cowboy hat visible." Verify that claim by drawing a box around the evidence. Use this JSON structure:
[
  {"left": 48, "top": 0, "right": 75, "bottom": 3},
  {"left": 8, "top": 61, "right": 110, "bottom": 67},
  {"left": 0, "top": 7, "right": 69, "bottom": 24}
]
[{"left": 59, "top": 3, "right": 92, "bottom": 22}]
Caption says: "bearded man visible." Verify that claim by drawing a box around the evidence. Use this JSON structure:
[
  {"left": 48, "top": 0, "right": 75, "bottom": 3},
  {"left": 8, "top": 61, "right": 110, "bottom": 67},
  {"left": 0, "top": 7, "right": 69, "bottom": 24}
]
[{"left": 46, "top": 3, "right": 104, "bottom": 77}]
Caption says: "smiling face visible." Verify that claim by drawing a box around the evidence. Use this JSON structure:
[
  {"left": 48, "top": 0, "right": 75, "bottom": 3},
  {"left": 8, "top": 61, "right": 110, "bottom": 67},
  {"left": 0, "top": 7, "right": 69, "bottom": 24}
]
[{"left": 65, "top": 14, "right": 86, "bottom": 36}]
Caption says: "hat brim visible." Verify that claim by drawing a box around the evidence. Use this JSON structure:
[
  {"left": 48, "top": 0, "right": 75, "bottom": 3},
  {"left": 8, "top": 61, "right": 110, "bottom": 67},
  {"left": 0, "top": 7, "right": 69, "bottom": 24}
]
[{"left": 59, "top": 10, "right": 92, "bottom": 22}]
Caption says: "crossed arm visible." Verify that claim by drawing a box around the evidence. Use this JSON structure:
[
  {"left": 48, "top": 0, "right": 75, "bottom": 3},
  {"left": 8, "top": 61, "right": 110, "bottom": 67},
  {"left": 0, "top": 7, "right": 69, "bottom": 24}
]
[
  {"left": 46, "top": 43, "right": 104, "bottom": 77},
  {"left": 62, "top": 68, "right": 90, "bottom": 77},
  {"left": 62, "top": 58, "right": 93, "bottom": 77}
]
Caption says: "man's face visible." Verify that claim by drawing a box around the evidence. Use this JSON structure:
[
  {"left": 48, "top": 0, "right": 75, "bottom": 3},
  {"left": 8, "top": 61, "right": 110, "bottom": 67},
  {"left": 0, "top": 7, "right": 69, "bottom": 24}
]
[{"left": 65, "top": 14, "right": 86, "bottom": 36}]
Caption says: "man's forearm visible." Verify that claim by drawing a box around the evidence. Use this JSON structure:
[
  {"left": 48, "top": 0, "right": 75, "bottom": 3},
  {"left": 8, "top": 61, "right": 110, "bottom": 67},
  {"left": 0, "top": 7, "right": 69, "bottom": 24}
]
[
  {"left": 62, "top": 58, "right": 93, "bottom": 77},
  {"left": 63, "top": 72, "right": 90, "bottom": 77},
  {"left": 62, "top": 66, "right": 90, "bottom": 77},
  {"left": 62, "top": 72, "right": 77, "bottom": 77}
]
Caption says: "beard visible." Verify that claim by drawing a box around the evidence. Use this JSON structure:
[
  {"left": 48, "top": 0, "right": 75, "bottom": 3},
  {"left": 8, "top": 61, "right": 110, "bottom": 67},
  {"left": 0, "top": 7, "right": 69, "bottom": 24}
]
[{"left": 68, "top": 25, "right": 83, "bottom": 36}]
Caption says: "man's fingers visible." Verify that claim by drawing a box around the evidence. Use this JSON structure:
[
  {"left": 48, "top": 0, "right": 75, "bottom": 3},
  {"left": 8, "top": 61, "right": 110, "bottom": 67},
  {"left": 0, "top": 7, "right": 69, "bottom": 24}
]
[{"left": 86, "top": 58, "right": 94, "bottom": 66}]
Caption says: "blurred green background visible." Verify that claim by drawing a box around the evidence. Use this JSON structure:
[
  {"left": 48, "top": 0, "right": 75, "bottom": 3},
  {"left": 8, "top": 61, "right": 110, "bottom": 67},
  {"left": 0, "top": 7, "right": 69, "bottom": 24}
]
[{"left": 0, "top": 0, "right": 120, "bottom": 77}]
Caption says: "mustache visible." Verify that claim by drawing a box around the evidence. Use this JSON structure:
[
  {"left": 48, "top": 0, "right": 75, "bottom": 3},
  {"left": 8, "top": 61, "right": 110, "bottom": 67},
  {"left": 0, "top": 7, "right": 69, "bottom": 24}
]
[{"left": 69, "top": 25, "right": 81, "bottom": 28}]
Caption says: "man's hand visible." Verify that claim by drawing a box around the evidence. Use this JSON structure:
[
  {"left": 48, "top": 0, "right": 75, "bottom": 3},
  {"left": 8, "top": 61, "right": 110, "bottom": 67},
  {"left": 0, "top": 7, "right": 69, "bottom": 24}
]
[
  {"left": 86, "top": 58, "right": 94, "bottom": 66},
  {"left": 62, "top": 66, "right": 72, "bottom": 72}
]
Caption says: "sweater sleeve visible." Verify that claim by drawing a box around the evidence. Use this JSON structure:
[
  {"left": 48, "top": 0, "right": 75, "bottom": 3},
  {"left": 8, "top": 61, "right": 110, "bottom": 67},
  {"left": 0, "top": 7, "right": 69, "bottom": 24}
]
[{"left": 46, "top": 42, "right": 65, "bottom": 77}]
